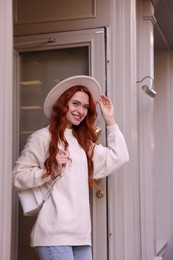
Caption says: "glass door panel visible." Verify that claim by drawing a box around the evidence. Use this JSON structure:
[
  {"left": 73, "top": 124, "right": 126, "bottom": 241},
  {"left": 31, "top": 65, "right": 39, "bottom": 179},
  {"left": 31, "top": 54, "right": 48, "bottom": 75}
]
[
  {"left": 19, "top": 46, "right": 89, "bottom": 260},
  {"left": 20, "top": 47, "right": 88, "bottom": 149}
]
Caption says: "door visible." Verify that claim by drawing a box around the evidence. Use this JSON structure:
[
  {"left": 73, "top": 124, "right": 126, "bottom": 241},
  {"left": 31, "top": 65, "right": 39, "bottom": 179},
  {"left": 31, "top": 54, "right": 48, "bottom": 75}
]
[{"left": 13, "top": 28, "right": 107, "bottom": 260}]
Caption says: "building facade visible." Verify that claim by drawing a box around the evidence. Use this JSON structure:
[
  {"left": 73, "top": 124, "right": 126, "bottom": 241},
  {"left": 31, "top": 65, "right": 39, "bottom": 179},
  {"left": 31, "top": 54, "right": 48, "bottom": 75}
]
[{"left": 1, "top": 0, "right": 173, "bottom": 259}]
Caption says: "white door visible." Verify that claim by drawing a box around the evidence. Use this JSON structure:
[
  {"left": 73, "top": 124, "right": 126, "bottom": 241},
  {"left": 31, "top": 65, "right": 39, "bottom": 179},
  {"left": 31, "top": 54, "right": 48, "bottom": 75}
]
[{"left": 13, "top": 28, "right": 107, "bottom": 260}]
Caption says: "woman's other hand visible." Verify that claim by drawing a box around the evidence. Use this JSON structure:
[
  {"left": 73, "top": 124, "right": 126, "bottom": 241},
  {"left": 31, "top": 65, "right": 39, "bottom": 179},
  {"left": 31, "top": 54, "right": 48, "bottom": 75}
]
[{"left": 53, "top": 150, "right": 69, "bottom": 177}]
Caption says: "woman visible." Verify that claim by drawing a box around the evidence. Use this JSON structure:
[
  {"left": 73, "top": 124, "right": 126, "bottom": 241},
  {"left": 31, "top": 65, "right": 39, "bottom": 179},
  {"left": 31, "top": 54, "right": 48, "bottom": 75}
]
[{"left": 13, "top": 75, "right": 129, "bottom": 260}]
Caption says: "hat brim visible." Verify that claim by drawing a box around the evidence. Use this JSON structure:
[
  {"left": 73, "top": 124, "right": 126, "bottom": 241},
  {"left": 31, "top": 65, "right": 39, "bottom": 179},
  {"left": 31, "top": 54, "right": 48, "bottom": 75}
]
[{"left": 43, "top": 75, "right": 101, "bottom": 120}]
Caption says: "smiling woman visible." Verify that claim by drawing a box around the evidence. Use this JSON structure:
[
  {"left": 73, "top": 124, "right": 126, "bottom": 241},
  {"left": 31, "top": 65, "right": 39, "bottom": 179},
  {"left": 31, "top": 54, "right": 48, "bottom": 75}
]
[
  {"left": 12, "top": 75, "right": 129, "bottom": 260},
  {"left": 66, "top": 91, "right": 89, "bottom": 128}
]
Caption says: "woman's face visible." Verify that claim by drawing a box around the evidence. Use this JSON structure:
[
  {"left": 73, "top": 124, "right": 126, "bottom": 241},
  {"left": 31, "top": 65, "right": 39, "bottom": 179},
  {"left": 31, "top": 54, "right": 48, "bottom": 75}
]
[{"left": 66, "top": 91, "right": 89, "bottom": 128}]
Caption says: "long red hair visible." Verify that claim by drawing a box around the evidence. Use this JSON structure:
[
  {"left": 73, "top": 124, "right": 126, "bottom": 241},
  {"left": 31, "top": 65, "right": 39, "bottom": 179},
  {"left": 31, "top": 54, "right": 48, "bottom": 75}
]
[{"left": 43, "top": 85, "right": 98, "bottom": 187}]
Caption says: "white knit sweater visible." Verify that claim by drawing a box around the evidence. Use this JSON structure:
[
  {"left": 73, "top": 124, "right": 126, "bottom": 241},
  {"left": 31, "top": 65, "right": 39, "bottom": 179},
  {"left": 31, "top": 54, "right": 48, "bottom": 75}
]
[{"left": 13, "top": 124, "right": 129, "bottom": 247}]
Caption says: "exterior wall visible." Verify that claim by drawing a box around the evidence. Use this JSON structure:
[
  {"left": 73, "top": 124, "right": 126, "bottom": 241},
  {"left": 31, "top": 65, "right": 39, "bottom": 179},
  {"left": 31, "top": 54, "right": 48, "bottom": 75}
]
[
  {"left": 13, "top": 2, "right": 140, "bottom": 260},
  {"left": 13, "top": 0, "right": 110, "bottom": 36},
  {"left": 13, "top": 1, "right": 140, "bottom": 260},
  {"left": 0, "top": 1, "right": 13, "bottom": 260},
  {"left": 154, "top": 50, "right": 173, "bottom": 256},
  {"left": 8, "top": 0, "right": 173, "bottom": 260},
  {"left": 137, "top": 1, "right": 156, "bottom": 259}
]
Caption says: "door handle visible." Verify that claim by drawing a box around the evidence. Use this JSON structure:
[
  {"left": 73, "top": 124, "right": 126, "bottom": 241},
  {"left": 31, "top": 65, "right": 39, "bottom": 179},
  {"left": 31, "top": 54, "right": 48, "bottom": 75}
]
[
  {"left": 96, "top": 189, "right": 104, "bottom": 198},
  {"left": 95, "top": 178, "right": 104, "bottom": 199}
]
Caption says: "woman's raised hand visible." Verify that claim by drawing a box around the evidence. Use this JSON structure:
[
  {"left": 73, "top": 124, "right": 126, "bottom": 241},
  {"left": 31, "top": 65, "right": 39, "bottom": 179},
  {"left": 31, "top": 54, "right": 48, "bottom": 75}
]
[{"left": 97, "top": 95, "right": 116, "bottom": 126}]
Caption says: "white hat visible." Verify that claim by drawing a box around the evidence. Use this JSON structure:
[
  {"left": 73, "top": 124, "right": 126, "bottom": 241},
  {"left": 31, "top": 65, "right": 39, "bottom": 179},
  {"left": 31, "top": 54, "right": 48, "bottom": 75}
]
[{"left": 43, "top": 75, "right": 101, "bottom": 120}]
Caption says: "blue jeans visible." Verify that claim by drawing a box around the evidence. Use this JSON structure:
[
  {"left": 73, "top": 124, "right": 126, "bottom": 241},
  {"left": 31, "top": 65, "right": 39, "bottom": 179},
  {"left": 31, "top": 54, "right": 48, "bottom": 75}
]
[{"left": 34, "top": 245, "right": 92, "bottom": 260}]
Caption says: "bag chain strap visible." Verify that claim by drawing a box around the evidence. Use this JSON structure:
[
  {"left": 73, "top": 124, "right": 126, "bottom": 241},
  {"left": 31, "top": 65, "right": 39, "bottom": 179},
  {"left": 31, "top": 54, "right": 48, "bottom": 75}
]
[{"left": 43, "top": 173, "right": 64, "bottom": 202}]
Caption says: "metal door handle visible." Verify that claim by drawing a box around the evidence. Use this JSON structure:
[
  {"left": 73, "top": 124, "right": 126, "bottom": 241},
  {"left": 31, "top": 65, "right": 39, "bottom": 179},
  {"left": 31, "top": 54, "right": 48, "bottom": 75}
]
[{"left": 96, "top": 189, "right": 104, "bottom": 198}]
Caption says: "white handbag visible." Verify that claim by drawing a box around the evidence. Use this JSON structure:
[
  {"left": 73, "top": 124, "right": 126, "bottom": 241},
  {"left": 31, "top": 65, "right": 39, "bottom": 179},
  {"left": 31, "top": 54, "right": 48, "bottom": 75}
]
[{"left": 18, "top": 174, "right": 63, "bottom": 217}]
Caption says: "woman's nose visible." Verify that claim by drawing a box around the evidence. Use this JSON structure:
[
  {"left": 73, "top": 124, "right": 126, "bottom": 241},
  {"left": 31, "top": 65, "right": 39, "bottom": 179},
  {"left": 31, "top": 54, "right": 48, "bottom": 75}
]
[{"left": 77, "top": 105, "right": 85, "bottom": 114}]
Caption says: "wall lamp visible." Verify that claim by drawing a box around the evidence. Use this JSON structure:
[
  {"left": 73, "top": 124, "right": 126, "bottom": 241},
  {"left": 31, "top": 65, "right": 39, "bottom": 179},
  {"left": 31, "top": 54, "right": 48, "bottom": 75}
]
[{"left": 136, "top": 76, "right": 157, "bottom": 98}]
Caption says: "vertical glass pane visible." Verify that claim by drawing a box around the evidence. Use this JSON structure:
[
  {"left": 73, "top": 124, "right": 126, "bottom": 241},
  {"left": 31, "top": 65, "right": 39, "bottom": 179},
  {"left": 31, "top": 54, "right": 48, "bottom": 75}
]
[
  {"left": 19, "top": 46, "right": 88, "bottom": 260},
  {"left": 20, "top": 47, "right": 89, "bottom": 149}
]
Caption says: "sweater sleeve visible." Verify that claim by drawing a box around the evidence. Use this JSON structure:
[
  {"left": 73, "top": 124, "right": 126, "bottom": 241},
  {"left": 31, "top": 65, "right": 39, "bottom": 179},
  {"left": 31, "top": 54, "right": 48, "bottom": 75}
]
[
  {"left": 93, "top": 124, "right": 129, "bottom": 179},
  {"left": 12, "top": 128, "right": 52, "bottom": 190}
]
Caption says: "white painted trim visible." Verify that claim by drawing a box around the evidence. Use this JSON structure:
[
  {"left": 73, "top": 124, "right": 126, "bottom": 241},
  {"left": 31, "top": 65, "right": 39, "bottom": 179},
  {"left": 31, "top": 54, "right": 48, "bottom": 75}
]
[
  {"left": 0, "top": 0, "right": 13, "bottom": 260},
  {"left": 11, "top": 50, "right": 20, "bottom": 260},
  {"left": 137, "top": 0, "right": 155, "bottom": 259},
  {"left": 108, "top": 0, "right": 140, "bottom": 260}
]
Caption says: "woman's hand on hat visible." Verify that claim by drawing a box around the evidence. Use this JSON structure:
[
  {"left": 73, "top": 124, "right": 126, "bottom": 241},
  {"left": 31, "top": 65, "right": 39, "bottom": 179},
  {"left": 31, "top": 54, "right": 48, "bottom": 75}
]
[{"left": 97, "top": 95, "right": 116, "bottom": 126}]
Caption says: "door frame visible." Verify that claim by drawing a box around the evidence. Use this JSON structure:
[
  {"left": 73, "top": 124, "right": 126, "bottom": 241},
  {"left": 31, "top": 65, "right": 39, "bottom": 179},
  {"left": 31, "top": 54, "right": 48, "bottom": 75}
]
[{"left": 13, "top": 28, "right": 107, "bottom": 260}]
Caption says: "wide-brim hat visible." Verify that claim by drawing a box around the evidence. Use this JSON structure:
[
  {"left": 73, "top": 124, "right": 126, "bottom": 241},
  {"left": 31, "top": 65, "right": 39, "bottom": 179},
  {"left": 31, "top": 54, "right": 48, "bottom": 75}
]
[{"left": 43, "top": 75, "right": 101, "bottom": 120}]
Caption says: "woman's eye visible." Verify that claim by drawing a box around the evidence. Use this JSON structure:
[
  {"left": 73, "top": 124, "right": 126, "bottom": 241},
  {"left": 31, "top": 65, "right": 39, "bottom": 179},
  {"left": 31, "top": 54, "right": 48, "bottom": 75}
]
[{"left": 72, "top": 102, "right": 78, "bottom": 106}]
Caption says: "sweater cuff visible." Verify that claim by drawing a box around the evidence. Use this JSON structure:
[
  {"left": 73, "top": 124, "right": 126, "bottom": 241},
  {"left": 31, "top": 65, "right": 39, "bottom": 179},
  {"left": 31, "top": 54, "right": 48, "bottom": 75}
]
[{"left": 106, "top": 123, "right": 119, "bottom": 133}]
